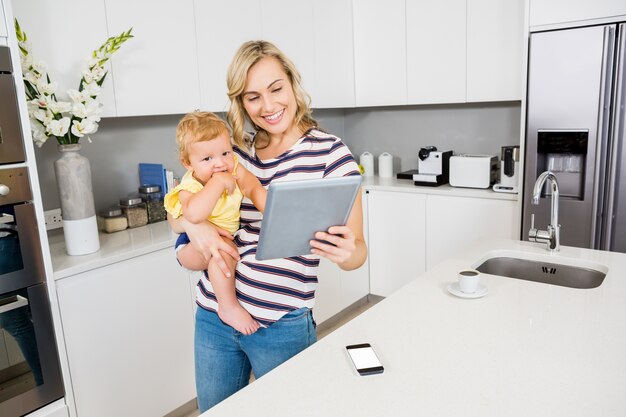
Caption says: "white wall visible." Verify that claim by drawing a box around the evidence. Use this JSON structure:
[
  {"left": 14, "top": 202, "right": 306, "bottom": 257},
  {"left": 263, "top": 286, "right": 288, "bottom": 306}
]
[{"left": 32, "top": 104, "right": 520, "bottom": 212}]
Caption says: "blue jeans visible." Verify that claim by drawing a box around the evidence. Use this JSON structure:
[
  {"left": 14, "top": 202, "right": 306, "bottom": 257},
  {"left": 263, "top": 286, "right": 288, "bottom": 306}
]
[{"left": 194, "top": 306, "right": 317, "bottom": 412}]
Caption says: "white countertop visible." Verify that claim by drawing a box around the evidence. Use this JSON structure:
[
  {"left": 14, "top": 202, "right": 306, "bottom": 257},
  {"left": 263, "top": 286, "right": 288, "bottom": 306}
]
[
  {"left": 202, "top": 238, "right": 626, "bottom": 417},
  {"left": 48, "top": 221, "right": 178, "bottom": 280},
  {"left": 362, "top": 176, "right": 518, "bottom": 200},
  {"left": 47, "top": 178, "right": 514, "bottom": 280}
]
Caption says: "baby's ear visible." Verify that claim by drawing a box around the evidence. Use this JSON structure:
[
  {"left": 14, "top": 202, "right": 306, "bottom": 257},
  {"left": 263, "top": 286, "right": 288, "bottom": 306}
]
[{"left": 181, "top": 157, "right": 192, "bottom": 170}]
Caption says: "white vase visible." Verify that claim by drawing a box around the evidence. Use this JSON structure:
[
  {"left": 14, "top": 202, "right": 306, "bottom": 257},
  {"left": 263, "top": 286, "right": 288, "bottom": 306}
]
[{"left": 54, "top": 144, "right": 100, "bottom": 255}]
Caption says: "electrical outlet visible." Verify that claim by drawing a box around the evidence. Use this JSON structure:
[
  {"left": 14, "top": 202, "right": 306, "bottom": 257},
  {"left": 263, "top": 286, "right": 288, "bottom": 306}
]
[{"left": 44, "top": 208, "right": 63, "bottom": 230}]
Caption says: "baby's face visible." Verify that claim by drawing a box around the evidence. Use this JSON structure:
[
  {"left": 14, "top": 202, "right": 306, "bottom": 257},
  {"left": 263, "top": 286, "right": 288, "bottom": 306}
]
[{"left": 184, "top": 133, "right": 235, "bottom": 184}]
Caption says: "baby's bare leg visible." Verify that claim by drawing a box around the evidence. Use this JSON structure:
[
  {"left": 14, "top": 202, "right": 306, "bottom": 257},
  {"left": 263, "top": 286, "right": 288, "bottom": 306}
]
[
  {"left": 177, "top": 244, "right": 210, "bottom": 271},
  {"left": 208, "top": 239, "right": 260, "bottom": 335}
]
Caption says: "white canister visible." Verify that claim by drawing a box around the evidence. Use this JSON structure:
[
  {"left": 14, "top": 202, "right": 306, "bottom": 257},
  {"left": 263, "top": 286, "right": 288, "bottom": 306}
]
[
  {"left": 378, "top": 152, "right": 393, "bottom": 178},
  {"left": 360, "top": 151, "right": 374, "bottom": 177}
]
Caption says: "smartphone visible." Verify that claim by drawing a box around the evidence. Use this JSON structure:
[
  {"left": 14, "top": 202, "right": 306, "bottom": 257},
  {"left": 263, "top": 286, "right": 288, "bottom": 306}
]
[{"left": 346, "top": 343, "right": 384, "bottom": 376}]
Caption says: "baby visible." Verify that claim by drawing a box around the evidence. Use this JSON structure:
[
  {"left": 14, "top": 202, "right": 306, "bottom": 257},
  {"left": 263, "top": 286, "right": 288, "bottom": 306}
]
[{"left": 164, "top": 111, "right": 266, "bottom": 335}]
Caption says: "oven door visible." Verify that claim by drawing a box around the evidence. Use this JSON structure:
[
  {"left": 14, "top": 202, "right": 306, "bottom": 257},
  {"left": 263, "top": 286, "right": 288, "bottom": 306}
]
[
  {"left": 0, "top": 202, "right": 46, "bottom": 294},
  {"left": 0, "top": 283, "right": 64, "bottom": 416}
]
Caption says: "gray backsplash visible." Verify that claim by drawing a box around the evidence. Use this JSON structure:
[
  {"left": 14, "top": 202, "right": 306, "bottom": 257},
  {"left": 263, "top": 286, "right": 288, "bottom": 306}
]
[{"left": 32, "top": 102, "right": 520, "bottom": 212}]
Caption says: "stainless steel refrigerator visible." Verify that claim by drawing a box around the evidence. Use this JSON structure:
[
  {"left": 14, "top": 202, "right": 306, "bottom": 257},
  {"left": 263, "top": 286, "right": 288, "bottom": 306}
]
[{"left": 523, "top": 23, "right": 626, "bottom": 253}]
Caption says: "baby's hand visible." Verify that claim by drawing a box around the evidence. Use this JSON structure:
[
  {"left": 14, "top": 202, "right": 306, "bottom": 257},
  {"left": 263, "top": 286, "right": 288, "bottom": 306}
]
[{"left": 212, "top": 171, "right": 236, "bottom": 194}]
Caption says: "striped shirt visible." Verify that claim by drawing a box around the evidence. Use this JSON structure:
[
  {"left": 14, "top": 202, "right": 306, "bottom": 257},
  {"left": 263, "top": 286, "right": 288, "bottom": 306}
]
[{"left": 195, "top": 128, "right": 360, "bottom": 325}]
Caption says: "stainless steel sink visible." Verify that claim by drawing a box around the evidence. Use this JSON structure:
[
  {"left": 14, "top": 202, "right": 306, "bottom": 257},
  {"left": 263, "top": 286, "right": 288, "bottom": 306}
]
[{"left": 476, "top": 256, "right": 606, "bottom": 289}]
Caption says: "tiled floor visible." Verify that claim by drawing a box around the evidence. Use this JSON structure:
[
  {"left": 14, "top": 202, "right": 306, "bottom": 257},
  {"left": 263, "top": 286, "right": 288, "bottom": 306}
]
[{"left": 180, "top": 296, "right": 382, "bottom": 417}]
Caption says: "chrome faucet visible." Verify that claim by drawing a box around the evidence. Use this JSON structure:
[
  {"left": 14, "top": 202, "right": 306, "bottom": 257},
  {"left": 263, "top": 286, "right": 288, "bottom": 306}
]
[{"left": 528, "top": 171, "right": 560, "bottom": 252}]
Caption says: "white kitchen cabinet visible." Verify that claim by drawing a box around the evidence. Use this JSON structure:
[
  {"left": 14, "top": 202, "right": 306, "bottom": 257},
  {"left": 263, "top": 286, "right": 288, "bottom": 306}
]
[
  {"left": 11, "top": 0, "right": 116, "bottom": 117},
  {"left": 406, "top": 0, "right": 466, "bottom": 105},
  {"left": 315, "top": 258, "right": 369, "bottom": 324},
  {"left": 367, "top": 190, "right": 427, "bottom": 297},
  {"left": 467, "top": 0, "right": 524, "bottom": 102},
  {"left": 529, "top": 0, "right": 626, "bottom": 27},
  {"left": 194, "top": 0, "right": 261, "bottom": 113},
  {"left": 312, "top": 0, "right": 355, "bottom": 108},
  {"left": 56, "top": 248, "right": 195, "bottom": 417},
  {"left": 353, "top": 0, "right": 407, "bottom": 107},
  {"left": 261, "top": 1, "right": 316, "bottom": 102},
  {"left": 105, "top": 0, "right": 200, "bottom": 116},
  {"left": 425, "top": 194, "right": 518, "bottom": 269}
]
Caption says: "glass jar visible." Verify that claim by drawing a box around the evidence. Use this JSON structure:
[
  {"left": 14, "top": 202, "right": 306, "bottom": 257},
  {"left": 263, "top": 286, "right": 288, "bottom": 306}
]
[
  {"left": 138, "top": 185, "right": 167, "bottom": 223},
  {"left": 119, "top": 196, "right": 148, "bottom": 228},
  {"left": 97, "top": 206, "right": 128, "bottom": 233}
]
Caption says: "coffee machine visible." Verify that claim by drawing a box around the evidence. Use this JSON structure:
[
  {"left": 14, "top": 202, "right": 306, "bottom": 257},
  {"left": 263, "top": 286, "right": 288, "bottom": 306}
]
[
  {"left": 493, "top": 145, "right": 520, "bottom": 193},
  {"left": 413, "top": 146, "right": 453, "bottom": 186}
]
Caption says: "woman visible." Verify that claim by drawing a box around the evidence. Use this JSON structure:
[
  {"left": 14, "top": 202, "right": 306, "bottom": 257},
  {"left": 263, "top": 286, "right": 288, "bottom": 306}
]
[{"left": 170, "top": 40, "right": 366, "bottom": 411}]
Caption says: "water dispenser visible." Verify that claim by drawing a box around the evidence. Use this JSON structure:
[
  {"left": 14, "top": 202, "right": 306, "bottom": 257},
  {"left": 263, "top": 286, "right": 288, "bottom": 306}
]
[{"left": 536, "top": 130, "right": 588, "bottom": 200}]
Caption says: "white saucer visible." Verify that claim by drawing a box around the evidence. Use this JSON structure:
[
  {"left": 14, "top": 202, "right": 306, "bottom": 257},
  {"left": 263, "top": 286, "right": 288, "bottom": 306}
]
[{"left": 447, "top": 282, "right": 488, "bottom": 299}]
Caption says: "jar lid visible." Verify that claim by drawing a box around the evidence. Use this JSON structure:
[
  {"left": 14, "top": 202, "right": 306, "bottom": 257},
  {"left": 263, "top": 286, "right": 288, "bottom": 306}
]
[
  {"left": 119, "top": 196, "right": 143, "bottom": 206},
  {"left": 138, "top": 184, "right": 161, "bottom": 194},
  {"left": 100, "top": 206, "right": 122, "bottom": 217}
]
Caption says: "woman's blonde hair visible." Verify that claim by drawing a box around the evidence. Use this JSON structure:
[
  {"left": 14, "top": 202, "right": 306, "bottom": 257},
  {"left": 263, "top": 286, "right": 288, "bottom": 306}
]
[
  {"left": 176, "top": 111, "right": 230, "bottom": 164},
  {"left": 226, "top": 40, "right": 317, "bottom": 149}
]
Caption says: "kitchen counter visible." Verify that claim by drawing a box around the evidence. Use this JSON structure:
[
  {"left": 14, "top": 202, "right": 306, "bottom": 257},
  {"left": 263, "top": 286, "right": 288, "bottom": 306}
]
[
  {"left": 201, "top": 238, "right": 626, "bottom": 416},
  {"left": 362, "top": 176, "right": 518, "bottom": 200},
  {"left": 48, "top": 221, "right": 178, "bottom": 280}
]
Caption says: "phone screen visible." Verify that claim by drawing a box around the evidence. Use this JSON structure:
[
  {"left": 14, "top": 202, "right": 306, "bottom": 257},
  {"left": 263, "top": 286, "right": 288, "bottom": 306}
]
[{"left": 346, "top": 343, "right": 384, "bottom": 375}]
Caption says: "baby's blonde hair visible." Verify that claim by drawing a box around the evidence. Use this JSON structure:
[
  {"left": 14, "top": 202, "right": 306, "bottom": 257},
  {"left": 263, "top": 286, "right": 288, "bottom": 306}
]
[{"left": 176, "top": 111, "right": 230, "bottom": 164}]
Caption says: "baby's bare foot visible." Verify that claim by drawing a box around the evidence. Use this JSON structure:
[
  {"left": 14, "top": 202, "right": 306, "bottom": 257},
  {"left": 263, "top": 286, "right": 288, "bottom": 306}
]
[{"left": 218, "top": 305, "right": 260, "bottom": 335}]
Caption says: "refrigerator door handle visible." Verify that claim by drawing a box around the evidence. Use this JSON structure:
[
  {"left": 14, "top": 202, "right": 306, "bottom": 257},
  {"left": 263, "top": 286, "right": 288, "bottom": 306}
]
[
  {"left": 591, "top": 26, "right": 617, "bottom": 249},
  {"left": 603, "top": 24, "right": 626, "bottom": 250}
]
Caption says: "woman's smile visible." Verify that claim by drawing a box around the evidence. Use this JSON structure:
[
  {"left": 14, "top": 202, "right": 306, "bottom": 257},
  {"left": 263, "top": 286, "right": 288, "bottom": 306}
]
[{"left": 263, "top": 108, "right": 285, "bottom": 124}]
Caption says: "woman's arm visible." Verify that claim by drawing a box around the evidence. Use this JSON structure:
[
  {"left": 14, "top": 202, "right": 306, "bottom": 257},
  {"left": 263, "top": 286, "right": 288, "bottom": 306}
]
[
  {"left": 309, "top": 188, "right": 367, "bottom": 271},
  {"left": 167, "top": 214, "right": 239, "bottom": 276},
  {"left": 235, "top": 165, "right": 266, "bottom": 213},
  {"left": 180, "top": 172, "right": 236, "bottom": 223}
]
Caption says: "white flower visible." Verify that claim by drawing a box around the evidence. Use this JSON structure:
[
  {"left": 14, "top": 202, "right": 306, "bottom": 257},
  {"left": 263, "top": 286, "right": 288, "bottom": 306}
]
[
  {"left": 46, "top": 117, "right": 70, "bottom": 137},
  {"left": 30, "top": 119, "right": 48, "bottom": 147},
  {"left": 37, "top": 80, "right": 58, "bottom": 95},
  {"left": 20, "top": 54, "right": 33, "bottom": 72},
  {"left": 32, "top": 60, "right": 48, "bottom": 74},
  {"left": 24, "top": 71, "right": 40, "bottom": 85},
  {"left": 82, "top": 82, "right": 101, "bottom": 97},
  {"left": 90, "top": 65, "right": 106, "bottom": 82},
  {"left": 67, "top": 89, "right": 87, "bottom": 103},
  {"left": 30, "top": 97, "right": 47, "bottom": 109},
  {"left": 86, "top": 57, "right": 99, "bottom": 69},
  {"left": 47, "top": 99, "right": 72, "bottom": 114},
  {"left": 71, "top": 118, "right": 98, "bottom": 138}
]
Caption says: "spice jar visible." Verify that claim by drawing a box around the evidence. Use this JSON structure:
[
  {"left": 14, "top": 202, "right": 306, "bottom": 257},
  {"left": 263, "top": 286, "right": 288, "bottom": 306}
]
[
  {"left": 138, "top": 185, "right": 167, "bottom": 223},
  {"left": 119, "top": 195, "right": 148, "bottom": 228},
  {"left": 97, "top": 206, "right": 128, "bottom": 233}
]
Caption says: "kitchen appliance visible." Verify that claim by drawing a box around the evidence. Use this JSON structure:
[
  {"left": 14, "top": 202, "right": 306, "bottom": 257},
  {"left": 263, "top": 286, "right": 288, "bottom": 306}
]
[
  {"left": 493, "top": 145, "right": 520, "bottom": 193},
  {"left": 449, "top": 154, "right": 498, "bottom": 189},
  {"left": 0, "top": 168, "right": 64, "bottom": 417},
  {"left": 413, "top": 146, "right": 452, "bottom": 186},
  {"left": 523, "top": 23, "right": 626, "bottom": 252},
  {"left": 0, "top": 46, "right": 26, "bottom": 165}
]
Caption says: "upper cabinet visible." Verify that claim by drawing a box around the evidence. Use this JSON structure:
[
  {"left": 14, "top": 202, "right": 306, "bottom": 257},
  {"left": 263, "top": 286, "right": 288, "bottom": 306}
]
[
  {"left": 105, "top": 0, "right": 200, "bottom": 116},
  {"left": 467, "top": 0, "right": 524, "bottom": 102},
  {"left": 353, "top": 0, "right": 407, "bottom": 107},
  {"left": 312, "top": 0, "right": 355, "bottom": 108},
  {"left": 406, "top": 0, "right": 466, "bottom": 105},
  {"left": 11, "top": 0, "right": 116, "bottom": 117},
  {"left": 530, "top": 0, "right": 626, "bottom": 27},
  {"left": 194, "top": 0, "right": 261, "bottom": 113}
]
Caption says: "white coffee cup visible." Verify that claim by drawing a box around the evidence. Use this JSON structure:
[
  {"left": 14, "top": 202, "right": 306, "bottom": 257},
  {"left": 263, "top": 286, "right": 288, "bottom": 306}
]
[{"left": 458, "top": 269, "right": 480, "bottom": 293}]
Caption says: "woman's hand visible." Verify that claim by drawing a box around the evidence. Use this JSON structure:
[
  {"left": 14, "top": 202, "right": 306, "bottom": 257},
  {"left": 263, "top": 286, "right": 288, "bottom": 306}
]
[
  {"left": 169, "top": 215, "right": 239, "bottom": 277},
  {"left": 309, "top": 188, "right": 367, "bottom": 271}
]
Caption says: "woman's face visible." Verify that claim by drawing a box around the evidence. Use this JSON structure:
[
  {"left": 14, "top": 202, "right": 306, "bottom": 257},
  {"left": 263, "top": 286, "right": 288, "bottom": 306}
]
[{"left": 242, "top": 57, "right": 299, "bottom": 140}]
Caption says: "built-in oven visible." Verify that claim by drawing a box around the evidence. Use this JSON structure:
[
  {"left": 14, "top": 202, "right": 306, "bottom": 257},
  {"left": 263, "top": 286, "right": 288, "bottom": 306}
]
[
  {"left": 0, "top": 168, "right": 64, "bottom": 416},
  {"left": 0, "top": 46, "right": 26, "bottom": 165}
]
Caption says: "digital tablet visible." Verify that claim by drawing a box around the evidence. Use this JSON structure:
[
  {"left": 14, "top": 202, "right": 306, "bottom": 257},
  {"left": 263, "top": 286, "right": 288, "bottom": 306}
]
[{"left": 255, "top": 175, "right": 362, "bottom": 261}]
